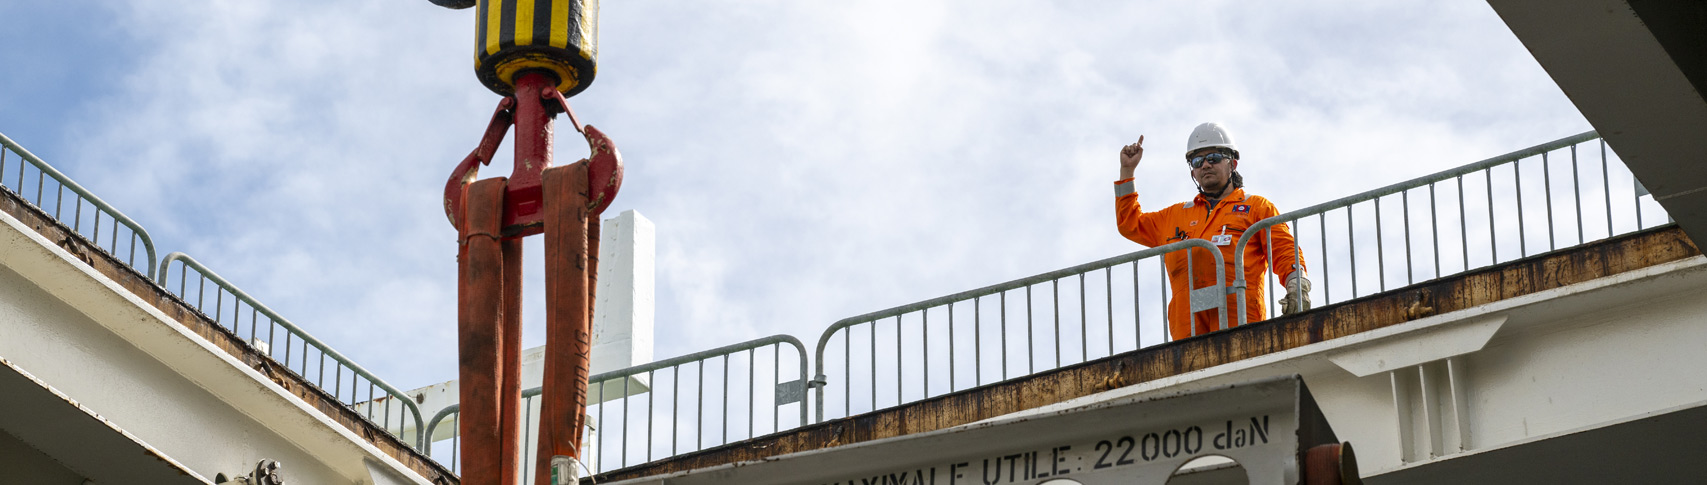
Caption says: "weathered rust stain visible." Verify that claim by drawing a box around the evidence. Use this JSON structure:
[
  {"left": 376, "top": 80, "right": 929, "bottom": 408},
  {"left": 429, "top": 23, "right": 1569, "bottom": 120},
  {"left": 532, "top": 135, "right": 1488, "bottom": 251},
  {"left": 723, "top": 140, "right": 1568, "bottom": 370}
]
[
  {"left": 0, "top": 187, "right": 458, "bottom": 484},
  {"left": 594, "top": 225, "right": 1700, "bottom": 483}
]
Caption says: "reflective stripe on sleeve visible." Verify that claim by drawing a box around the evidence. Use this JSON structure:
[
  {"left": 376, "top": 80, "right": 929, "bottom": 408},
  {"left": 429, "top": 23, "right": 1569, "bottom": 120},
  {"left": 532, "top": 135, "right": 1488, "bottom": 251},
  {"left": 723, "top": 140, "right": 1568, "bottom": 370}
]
[{"left": 1115, "top": 180, "right": 1136, "bottom": 197}]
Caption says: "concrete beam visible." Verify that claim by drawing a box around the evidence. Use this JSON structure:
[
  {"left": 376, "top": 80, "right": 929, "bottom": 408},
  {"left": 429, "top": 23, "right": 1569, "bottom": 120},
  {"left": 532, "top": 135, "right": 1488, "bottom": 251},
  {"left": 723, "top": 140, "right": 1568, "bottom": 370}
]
[{"left": 1487, "top": 0, "right": 1707, "bottom": 246}]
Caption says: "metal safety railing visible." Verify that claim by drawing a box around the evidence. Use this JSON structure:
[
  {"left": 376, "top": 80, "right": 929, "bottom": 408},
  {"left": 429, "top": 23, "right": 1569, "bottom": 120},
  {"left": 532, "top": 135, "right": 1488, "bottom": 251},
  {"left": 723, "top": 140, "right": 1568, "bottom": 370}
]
[
  {"left": 1, "top": 131, "right": 426, "bottom": 450},
  {"left": 0, "top": 132, "right": 157, "bottom": 278},
  {"left": 156, "top": 252, "right": 426, "bottom": 448},
  {"left": 1233, "top": 131, "right": 1668, "bottom": 322},
  {"left": 422, "top": 335, "right": 811, "bottom": 479},
  {"left": 812, "top": 239, "right": 1226, "bottom": 423}
]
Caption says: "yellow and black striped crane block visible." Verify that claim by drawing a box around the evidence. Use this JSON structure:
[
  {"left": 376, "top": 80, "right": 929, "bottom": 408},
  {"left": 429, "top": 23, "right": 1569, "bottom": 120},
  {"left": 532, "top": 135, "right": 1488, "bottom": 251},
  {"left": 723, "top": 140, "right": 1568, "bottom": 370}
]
[{"left": 436, "top": 0, "right": 600, "bottom": 97}]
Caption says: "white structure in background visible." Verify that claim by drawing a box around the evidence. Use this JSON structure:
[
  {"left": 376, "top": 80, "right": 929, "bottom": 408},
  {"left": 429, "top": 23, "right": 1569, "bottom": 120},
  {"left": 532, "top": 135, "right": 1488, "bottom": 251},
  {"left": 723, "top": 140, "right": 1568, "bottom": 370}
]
[{"left": 393, "top": 209, "right": 656, "bottom": 465}]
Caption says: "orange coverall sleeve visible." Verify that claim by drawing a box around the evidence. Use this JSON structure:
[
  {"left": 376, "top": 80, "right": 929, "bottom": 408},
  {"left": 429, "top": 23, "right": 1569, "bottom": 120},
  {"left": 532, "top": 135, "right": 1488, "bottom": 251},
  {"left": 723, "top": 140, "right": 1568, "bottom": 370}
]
[
  {"left": 1248, "top": 196, "right": 1306, "bottom": 283},
  {"left": 1113, "top": 178, "right": 1169, "bottom": 247}
]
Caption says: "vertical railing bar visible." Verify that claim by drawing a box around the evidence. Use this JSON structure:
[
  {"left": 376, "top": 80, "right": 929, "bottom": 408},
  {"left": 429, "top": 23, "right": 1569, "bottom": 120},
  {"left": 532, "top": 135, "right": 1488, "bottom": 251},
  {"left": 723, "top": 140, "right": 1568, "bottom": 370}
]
[
  {"left": 1375, "top": 197, "right": 1386, "bottom": 292},
  {"left": 522, "top": 396, "right": 532, "bottom": 480},
  {"left": 1515, "top": 159, "right": 1527, "bottom": 256},
  {"left": 894, "top": 316, "right": 901, "bottom": 408},
  {"left": 270, "top": 321, "right": 278, "bottom": 363},
  {"left": 973, "top": 297, "right": 983, "bottom": 386},
  {"left": 1132, "top": 262, "right": 1141, "bottom": 349},
  {"left": 1599, "top": 140, "right": 1612, "bottom": 237},
  {"left": 74, "top": 199, "right": 83, "bottom": 235},
  {"left": 196, "top": 274, "right": 206, "bottom": 311},
  {"left": 999, "top": 292, "right": 1007, "bottom": 380},
  {"left": 1106, "top": 267, "right": 1114, "bottom": 355},
  {"left": 1266, "top": 228, "right": 1276, "bottom": 319},
  {"left": 1402, "top": 191, "right": 1412, "bottom": 285},
  {"left": 922, "top": 310, "right": 930, "bottom": 397},
  {"left": 671, "top": 366, "right": 678, "bottom": 455},
  {"left": 869, "top": 323, "right": 876, "bottom": 411},
  {"left": 1186, "top": 248, "right": 1194, "bottom": 337},
  {"left": 37, "top": 171, "right": 45, "bottom": 206},
  {"left": 1026, "top": 286, "right": 1035, "bottom": 373},
  {"left": 1052, "top": 278, "right": 1061, "bottom": 367},
  {"left": 948, "top": 303, "right": 956, "bottom": 391},
  {"left": 1457, "top": 176, "right": 1468, "bottom": 272},
  {"left": 1157, "top": 262, "right": 1167, "bottom": 343},
  {"left": 1571, "top": 145, "right": 1584, "bottom": 244},
  {"left": 1484, "top": 168, "right": 1496, "bottom": 263},
  {"left": 747, "top": 348, "right": 754, "bottom": 439},
  {"left": 1543, "top": 151, "right": 1556, "bottom": 251},
  {"left": 697, "top": 361, "right": 705, "bottom": 450},
  {"left": 772, "top": 344, "right": 780, "bottom": 432},
  {"left": 722, "top": 353, "right": 729, "bottom": 444},
  {"left": 1078, "top": 273, "right": 1087, "bottom": 362},
  {"left": 92, "top": 211, "right": 101, "bottom": 251},
  {"left": 1347, "top": 206, "right": 1358, "bottom": 298},
  {"left": 1429, "top": 183, "right": 1440, "bottom": 279},
  {"left": 1318, "top": 213, "right": 1329, "bottom": 303},
  {"left": 334, "top": 356, "right": 342, "bottom": 402},
  {"left": 347, "top": 348, "right": 357, "bottom": 403},
  {"left": 646, "top": 370, "right": 655, "bottom": 462},
  {"left": 54, "top": 185, "right": 63, "bottom": 220},
  {"left": 1635, "top": 170, "right": 1645, "bottom": 229},
  {"left": 128, "top": 234, "right": 137, "bottom": 274},
  {"left": 843, "top": 330, "right": 849, "bottom": 416},
  {"left": 596, "top": 383, "right": 605, "bottom": 471},
  {"left": 215, "top": 289, "right": 225, "bottom": 327},
  {"left": 623, "top": 375, "right": 631, "bottom": 467}
]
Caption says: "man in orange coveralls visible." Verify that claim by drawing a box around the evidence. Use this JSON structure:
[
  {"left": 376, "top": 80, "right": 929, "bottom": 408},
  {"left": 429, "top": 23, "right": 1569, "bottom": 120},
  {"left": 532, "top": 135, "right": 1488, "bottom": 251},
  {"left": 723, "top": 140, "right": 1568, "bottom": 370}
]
[{"left": 1114, "top": 122, "right": 1311, "bottom": 340}]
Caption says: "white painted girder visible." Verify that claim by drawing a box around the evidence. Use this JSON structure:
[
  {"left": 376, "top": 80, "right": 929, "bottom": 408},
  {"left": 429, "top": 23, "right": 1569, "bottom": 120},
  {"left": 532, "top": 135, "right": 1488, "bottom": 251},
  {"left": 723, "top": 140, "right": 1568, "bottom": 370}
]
[{"left": 1010, "top": 254, "right": 1707, "bottom": 481}]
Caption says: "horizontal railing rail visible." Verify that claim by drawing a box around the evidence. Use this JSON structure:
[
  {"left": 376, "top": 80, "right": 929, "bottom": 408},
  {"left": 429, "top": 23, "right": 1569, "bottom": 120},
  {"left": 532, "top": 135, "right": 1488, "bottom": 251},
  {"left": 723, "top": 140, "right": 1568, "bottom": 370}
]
[
  {"left": 812, "top": 239, "right": 1226, "bottom": 423},
  {"left": 156, "top": 252, "right": 426, "bottom": 449},
  {"left": 0, "top": 131, "right": 158, "bottom": 278},
  {"left": 423, "top": 335, "right": 811, "bottom": 479},
  {"left": 1234, "top": 131, "right": 1667, "bottom": 323}
]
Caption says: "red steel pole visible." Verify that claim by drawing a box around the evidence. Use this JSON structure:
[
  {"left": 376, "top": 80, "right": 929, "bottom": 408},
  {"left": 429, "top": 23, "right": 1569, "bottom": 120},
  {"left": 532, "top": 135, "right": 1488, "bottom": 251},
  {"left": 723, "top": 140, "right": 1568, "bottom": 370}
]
[
  {"left": 458, "top": 177, "right": 509, "bottom": 485},
  {"left": 536, "top": 161, "right": 593, "bottom": 484}
]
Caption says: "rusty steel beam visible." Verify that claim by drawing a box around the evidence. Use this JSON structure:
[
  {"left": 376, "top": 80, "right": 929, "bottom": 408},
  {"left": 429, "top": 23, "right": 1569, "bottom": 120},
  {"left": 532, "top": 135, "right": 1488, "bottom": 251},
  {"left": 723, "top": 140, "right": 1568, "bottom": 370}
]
[{"left": 594, "top": 225, "right": 1701, "bottom": 483}]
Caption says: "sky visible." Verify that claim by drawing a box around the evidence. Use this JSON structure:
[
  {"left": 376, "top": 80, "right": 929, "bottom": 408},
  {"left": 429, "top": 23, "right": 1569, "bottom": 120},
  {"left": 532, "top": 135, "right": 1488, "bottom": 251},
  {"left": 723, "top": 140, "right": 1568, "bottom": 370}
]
[{"left": 0, "top": 1, "right": 1592, "bottom": 394}]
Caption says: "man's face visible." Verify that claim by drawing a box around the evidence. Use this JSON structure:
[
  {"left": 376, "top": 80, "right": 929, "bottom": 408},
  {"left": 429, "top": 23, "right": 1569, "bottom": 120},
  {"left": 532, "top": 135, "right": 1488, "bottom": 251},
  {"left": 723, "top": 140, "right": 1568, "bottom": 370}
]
[{"left": 1188, "top": 149, "right": 1238, "bottom": 193}]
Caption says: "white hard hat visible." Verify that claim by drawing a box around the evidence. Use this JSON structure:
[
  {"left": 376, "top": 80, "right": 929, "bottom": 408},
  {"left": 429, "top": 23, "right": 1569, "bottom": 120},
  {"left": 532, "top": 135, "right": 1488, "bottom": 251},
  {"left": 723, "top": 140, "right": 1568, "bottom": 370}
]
[{"left": 1185, "top": 122, "right": 1238, "bottom": 157}]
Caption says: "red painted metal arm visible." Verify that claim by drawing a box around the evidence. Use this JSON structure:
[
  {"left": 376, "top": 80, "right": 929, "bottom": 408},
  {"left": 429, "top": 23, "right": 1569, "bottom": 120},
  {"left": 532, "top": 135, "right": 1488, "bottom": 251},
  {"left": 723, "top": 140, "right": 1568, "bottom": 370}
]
[{"left": 444, "top": 98, "right": 516, "bottom": 229}]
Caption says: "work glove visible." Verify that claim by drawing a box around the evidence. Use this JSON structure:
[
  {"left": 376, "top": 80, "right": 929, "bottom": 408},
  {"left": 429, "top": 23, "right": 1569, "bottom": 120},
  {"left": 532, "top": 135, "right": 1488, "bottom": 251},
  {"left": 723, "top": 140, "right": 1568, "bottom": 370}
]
[{"left": 1281, "top": 273, "right": 1312, "bottom": 315}]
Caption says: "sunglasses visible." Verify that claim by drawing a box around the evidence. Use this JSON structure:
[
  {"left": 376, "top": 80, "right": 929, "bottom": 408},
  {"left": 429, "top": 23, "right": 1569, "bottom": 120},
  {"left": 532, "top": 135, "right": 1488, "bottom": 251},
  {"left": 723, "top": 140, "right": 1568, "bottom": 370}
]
[{"left": 1187, "top": 152, "right": 1234, "bottom": 169}]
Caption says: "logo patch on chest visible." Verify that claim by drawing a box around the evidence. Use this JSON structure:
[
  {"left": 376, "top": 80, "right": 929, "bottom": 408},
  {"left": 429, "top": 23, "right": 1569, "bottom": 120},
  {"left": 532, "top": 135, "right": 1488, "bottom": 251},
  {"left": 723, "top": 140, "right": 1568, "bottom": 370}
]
[{"left": 1233, "top": 204, "right": 1251, "bottom": 213}]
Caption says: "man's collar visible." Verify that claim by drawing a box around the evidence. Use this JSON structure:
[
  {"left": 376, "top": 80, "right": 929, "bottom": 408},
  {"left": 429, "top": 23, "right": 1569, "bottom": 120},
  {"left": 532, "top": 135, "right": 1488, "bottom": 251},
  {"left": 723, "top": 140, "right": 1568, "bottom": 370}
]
[{"left": 1194, "top": 187, "right": 1247, "bottom": 204}]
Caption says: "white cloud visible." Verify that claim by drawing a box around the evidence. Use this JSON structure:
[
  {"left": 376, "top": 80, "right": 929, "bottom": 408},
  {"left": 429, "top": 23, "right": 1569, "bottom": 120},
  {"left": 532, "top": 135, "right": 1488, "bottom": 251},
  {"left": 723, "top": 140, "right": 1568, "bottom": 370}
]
[{"left": 14, "top": 0, "right": 1589, "bottom": 394}]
